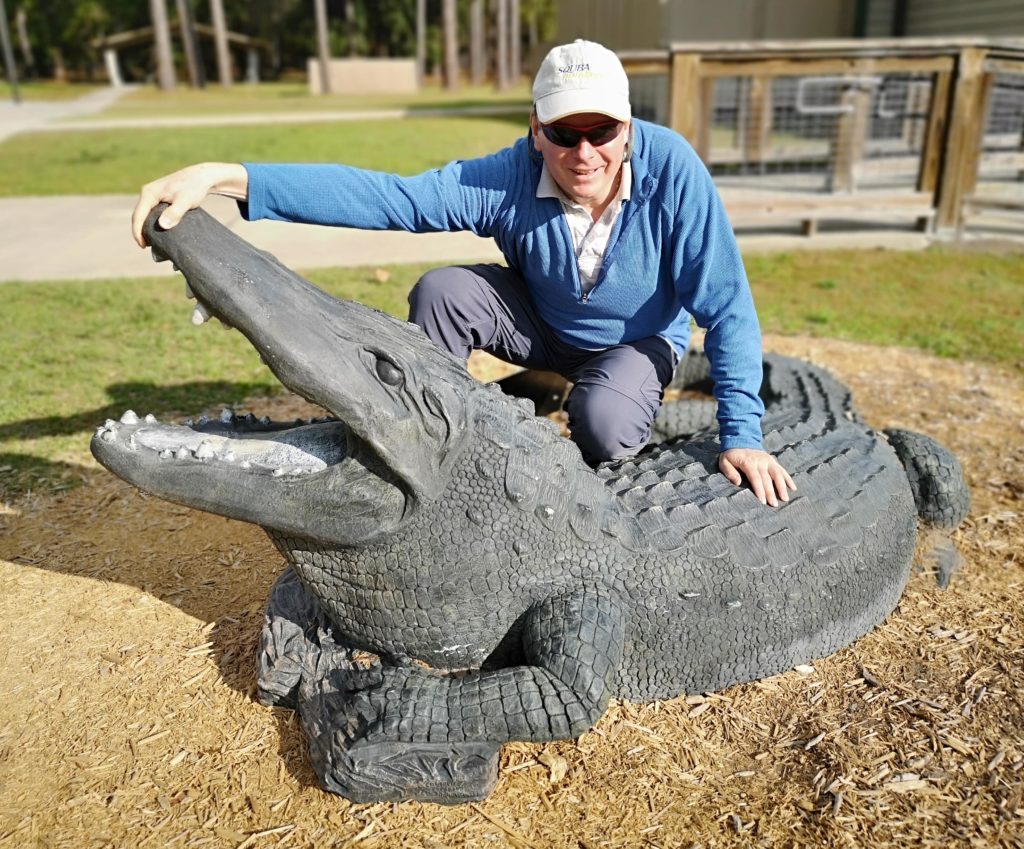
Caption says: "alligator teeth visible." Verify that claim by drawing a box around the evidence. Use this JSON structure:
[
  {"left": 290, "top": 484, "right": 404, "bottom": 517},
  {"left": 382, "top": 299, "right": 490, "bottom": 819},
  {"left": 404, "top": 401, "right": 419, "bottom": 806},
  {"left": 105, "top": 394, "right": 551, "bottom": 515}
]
[
  {"left": 244, "top": 413, "right": 256, "bottom": 423},
  {"left": 219, "top": 408, "right": 234, "bottom": 423},
  {"left": 192, "top": 303, "right": 211, "bottom": 326},
  {"left": 174, "top": 447, "right": 191, "bottom": 460},
  {"left": 120, "top": 410, "right": 139, "bottom": 425},
  {"left": 104, "top": 419, "right": 117, "bottom": 429},
  {"left": 197, "top": 415, "right": 209, "bottom": 426},
  {"left": 240, "top": 460, "right": 252, "bottom": 469},
  {"left": 272, "top": 468, "right": 286, "bottom": 477},
  {"left": 222, "top": 450, "right": 236, "bottom": 463},
  {"left": 194, "top": 441, "right": 216, "bottom": 460},
  {"left": 259, "top": 416, "right": 271, "bottom": 425},
  {"left": 159, "top": 449, "right": 173, "bottom": 460},
  {"left": 127, "top": 434, "right": 138, "bottom": 451},
  {"left": 144, "top": 413, "right": 157, "bottom": 424}
]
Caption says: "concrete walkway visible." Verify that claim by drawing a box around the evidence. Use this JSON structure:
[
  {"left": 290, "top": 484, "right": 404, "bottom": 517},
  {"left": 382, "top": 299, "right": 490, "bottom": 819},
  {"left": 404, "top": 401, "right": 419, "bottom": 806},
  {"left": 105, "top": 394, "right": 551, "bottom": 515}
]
[
  {"left": 0, "top": 194, "right": 505, "bottom": 282},
  {"left": 0, "top": 86, "right": 137, "bottom": 143}
]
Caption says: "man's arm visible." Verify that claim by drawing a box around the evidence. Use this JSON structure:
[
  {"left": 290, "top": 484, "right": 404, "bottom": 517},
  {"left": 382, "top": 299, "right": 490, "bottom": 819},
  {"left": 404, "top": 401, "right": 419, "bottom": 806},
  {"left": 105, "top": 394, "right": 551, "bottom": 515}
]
[{"left": 132, "top": 162, "right": 248, "bottom": 247}]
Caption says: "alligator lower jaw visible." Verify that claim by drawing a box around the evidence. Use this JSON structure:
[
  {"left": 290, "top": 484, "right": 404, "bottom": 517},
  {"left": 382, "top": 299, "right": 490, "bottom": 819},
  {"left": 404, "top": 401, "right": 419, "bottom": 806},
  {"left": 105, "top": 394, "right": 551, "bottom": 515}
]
[{"left": 90, "top": 408, "right": 407, "bottom": 545}]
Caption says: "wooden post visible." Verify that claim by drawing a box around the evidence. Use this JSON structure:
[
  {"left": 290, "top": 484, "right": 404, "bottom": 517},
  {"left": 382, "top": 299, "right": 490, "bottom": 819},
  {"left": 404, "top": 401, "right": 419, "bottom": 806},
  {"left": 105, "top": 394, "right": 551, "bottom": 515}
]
[
  {"left": 934, "top": 47, "right": 986, "bottom": 230},
  {"left": 415, "top": 0, "right": 426, "bottom": 86},
  {"left": 495, "top": 0, "right": 509, "bottom": 91},
  {"left": 442, "top": 0, "right": 458, "bottom": 91},
  {"left": 0, "top": 0, "right": 20, "bottom": 103},
  {"left": 314, "top": 0, "right": 332, "bottom": 95},
  {"left": 829, "top": 83, "right": 871, "bottom": 193},
  {"left": 150, "top": 0, "right": 176, "bottom": 91},
  {"left": 210, "top": 0, "right": 232, "bottom": 87},
  {"left": 668, "top": 52, "right": 701, "bottom": 142},
  {"left": 175, "top": 0, "right": 205, "bottom": 89},
  {"left": 743, "top": 75, "right": 773, "bottom": 168},
  {"left": 961, "top": 71, "right": 995, "bottom": 200},
  {"left": 695, "top": 76, "right": 715, "bottom": 163},
  {"left": 915, "top": 70, "right": 952, "bottom": 231},
  {"left": 470, "top": 0, "right": 484, "bottom": 85}
]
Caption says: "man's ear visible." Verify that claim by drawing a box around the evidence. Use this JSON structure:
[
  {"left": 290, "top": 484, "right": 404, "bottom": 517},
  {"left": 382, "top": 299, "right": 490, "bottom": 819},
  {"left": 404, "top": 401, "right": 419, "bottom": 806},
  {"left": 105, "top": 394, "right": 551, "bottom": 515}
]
[{"left": 623, "top": 121, "right": 634, "bottom": 161}]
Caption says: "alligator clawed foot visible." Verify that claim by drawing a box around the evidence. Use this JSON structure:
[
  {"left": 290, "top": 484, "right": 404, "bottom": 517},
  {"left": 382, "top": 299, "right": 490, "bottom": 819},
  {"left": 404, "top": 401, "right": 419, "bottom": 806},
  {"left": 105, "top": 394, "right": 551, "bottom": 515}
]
[{"left": 259, "top": 569, "right": 500, "bottom": 803}]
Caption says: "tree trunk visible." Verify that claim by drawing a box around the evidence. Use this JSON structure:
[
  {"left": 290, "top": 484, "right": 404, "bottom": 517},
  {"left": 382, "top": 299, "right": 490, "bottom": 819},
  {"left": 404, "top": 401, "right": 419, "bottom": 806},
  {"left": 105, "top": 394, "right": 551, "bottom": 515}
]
[
  {"left": 415, "top": 0, "right": 425, "bottom": 85},
  {"left": 313, "top": 0, "right": 331, "bottom": 94},
  {"left": 469, "top": 0, "right": 484, "bottom": 85},
  {"left": 494, "top": 0, "right": 509, "bottom": 91},
  {"left": 442, "top": 0, "right": 458, "bottom": 91},
  {"left": 175, "top": 0, "right": 205, "bottom": 88},
  {"left": 149, "top": 0, "right": 176, "bottom": 90},
  {"left": 343, "top": 0, "right": 356, "bottom": 57},
  {"left": 0, "top": 0, "right": 20, "bottom": 102},
  {"left": 209, "top": 0, "right": 232, "bottom": 87},
  {"left": 14, "top": 5, "right": 35, "bottom": 78},
  {"left": 508, "top": 0, "right": 519, "bottom": 84}
]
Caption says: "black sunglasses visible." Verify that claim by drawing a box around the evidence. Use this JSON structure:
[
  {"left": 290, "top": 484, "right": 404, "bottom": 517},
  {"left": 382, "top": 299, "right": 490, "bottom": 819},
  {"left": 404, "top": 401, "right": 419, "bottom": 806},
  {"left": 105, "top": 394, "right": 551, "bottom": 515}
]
[{"left": 540, "top": 119, "right": 624, "bottom": 149}]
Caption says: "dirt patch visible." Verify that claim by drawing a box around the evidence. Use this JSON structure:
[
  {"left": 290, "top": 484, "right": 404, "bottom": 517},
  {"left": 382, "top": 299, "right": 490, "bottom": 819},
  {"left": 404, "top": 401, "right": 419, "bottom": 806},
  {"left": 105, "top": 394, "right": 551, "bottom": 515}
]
[{"left": 1, "top": 336, "right": 1022, "bottom": 848}]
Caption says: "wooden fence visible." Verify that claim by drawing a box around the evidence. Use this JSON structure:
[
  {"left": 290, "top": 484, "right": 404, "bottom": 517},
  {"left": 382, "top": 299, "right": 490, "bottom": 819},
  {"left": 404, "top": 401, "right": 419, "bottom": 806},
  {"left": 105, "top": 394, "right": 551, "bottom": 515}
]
[{"left": 621, "top": 38, "right": 1024, "bottom": 235}]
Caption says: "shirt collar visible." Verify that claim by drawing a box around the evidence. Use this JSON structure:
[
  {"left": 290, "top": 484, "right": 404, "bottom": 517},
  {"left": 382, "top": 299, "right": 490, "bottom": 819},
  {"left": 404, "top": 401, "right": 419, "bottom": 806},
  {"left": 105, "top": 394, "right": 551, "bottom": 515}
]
[{"left": 536, "top": 161, "right": 633, "bottom": 207}]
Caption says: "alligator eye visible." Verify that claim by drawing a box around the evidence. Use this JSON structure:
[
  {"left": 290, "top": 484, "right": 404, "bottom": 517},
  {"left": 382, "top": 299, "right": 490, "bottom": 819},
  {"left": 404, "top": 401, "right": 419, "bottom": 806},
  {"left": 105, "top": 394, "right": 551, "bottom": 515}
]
[{"left": 375, "top": 357, "right": 404, "bottom": 387}]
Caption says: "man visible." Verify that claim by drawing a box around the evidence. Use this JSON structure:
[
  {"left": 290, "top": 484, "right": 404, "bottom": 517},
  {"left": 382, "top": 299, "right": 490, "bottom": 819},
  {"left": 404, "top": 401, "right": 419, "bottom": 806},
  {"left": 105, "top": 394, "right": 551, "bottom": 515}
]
[{"left": 132, "top": 40, "right": 794, "bottom": 505}]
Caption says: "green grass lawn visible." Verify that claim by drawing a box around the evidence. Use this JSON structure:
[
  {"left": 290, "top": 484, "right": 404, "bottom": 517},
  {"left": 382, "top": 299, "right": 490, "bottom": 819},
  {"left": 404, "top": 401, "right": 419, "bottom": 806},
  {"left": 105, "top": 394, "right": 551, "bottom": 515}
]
[
  {"left": 0, "top": 114, "right": 527, "bottom": 196},
  {"left": 1, "top": 247, "right": 1020, "bottom": 501},
  {"left": 81, "top": 80, "right": 532, "bottom": 120},
  {"left": 4, "top": 80, "right": 102, "bottom": 101}
]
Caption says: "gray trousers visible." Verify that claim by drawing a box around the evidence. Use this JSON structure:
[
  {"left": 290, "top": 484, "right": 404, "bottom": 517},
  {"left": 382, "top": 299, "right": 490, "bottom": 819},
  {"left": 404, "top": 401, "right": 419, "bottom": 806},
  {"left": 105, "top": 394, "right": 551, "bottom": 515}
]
[{"left": 407, "top": 264, "right": 677, "bottom": 465}]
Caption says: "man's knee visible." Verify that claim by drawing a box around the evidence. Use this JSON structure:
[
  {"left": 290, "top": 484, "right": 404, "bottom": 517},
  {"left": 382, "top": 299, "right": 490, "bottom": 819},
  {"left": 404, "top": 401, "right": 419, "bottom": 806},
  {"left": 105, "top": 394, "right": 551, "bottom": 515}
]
[
  {"left": 408, "top": 266, "right": 460, "bottom": 324},
  {"left": 566, "top": 383, "right": 655, "bottom": 465}
]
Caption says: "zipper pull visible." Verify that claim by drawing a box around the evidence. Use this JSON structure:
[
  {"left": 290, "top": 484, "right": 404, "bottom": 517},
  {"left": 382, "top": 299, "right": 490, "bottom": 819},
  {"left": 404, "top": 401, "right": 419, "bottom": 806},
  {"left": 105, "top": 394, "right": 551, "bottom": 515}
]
[{"left": 581, "top": 293, "right": 589, "bottom": 303}]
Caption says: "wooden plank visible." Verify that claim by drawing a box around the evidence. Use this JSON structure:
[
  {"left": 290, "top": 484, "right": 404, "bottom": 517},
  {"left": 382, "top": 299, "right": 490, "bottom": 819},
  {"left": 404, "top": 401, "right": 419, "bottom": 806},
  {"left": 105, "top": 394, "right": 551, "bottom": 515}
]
[
  {"left": 698, "top": 55, "right": 953, "bottom": 78},
  {"left": 668, "top": 53, "right": 701, "bottom": 143},
  {"left": 620, "top": 58, "right": 670, "bottom": 76},
  {"left": 983, "top": 57, "right": 1024, "bottom": 75},
  {"left": 964, "top": 194, "right": 1024, "bottom": 213},
  {"left": 664, "top": 37, "right": 1019, "bottom": 57},
  {"left": 935, "top": 47, "right": 987, "bottom": 229},
  {"left": 917, "top": 71, "right": 952, "bottom": 194},
  {"left": 723, "top": 191, "right": 933, "bottom": 214}
]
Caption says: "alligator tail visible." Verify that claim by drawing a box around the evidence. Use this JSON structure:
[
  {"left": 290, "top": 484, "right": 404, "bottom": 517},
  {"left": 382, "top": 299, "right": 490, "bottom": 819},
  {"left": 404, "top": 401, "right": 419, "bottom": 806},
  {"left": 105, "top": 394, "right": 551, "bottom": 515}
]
[{"left": 883, "top": 428, "right": 971, "bottom": 527}]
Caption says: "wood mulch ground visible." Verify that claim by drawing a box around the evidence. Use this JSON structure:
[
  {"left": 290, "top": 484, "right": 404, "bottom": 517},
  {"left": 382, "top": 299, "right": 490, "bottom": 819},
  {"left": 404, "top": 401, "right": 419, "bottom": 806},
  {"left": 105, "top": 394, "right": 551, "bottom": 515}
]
[{"left": 0, "top": 334, "right": 1021, "bottom": 849}]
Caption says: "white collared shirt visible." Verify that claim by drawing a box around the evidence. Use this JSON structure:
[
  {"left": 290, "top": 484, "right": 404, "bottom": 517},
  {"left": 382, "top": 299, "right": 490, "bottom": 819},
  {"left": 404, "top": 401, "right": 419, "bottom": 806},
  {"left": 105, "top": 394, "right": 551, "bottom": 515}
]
[{"left": 536, "top": 162, "right": 632, "bottom": 295}]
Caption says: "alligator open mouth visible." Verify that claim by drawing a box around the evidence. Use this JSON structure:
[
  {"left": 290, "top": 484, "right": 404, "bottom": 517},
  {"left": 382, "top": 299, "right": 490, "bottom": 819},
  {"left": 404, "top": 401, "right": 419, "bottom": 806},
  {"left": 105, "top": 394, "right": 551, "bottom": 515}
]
[{"left": 90, "top": 205, "right": 480, "bottom": 544}]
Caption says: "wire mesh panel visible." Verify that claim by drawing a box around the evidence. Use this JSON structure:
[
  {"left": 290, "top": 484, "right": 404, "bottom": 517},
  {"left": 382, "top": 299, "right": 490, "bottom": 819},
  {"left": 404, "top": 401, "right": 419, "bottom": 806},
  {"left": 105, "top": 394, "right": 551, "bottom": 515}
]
[
  {"left": 706, "top": 72, "right": 935, "bottom": 196},
  {"left": 971, "top": 72, "right": 1024, "bottom": 221}
]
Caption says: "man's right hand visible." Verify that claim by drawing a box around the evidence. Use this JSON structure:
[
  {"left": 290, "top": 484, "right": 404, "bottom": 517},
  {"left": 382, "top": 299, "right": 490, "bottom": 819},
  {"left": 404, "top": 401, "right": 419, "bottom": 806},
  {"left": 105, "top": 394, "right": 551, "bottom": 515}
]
[{"left": 131, "top": 162, "right": 249, "bottom": 248}]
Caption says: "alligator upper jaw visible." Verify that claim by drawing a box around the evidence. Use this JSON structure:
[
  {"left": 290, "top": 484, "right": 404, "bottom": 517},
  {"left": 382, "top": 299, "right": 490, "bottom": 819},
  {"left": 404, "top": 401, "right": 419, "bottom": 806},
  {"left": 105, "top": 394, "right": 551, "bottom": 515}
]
[
  {"left": 91, "top": 408, "right": 406, "bottom": 546},
  {"left": 142, "top": 205, "right": 476, "bottom": 500}
]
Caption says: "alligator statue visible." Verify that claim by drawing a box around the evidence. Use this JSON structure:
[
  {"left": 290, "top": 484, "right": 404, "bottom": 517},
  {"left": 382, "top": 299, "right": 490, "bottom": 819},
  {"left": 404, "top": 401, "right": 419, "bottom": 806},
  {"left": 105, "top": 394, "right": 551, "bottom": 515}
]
[{"left": 91, "top": 206, "right": 970, "bottom": 804}]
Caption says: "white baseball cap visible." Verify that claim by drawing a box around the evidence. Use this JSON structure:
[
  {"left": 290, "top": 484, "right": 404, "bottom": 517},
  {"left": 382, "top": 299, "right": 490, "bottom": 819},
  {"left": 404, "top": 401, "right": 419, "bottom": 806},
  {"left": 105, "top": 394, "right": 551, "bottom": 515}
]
[{"left": 532, "top": 39, "right": 631, "bottom": 124}]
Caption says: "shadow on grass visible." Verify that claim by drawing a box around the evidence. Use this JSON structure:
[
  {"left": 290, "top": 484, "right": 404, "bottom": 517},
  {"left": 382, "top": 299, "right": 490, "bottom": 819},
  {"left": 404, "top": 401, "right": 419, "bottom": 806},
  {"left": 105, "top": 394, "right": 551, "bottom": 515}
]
[
  {"left": 0, "top": 379, "right": 277, "bottom": 501},
  {"left": 0, "top": 379, "right": 277, "bottom": 443}
]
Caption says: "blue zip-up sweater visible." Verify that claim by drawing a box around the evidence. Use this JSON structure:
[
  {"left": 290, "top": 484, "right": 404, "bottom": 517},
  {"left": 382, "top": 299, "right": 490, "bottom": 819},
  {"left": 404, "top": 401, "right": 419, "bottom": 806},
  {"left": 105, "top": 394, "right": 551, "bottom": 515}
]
[{"left": 240, "top": 118, "right": 765, "bottom": 450}]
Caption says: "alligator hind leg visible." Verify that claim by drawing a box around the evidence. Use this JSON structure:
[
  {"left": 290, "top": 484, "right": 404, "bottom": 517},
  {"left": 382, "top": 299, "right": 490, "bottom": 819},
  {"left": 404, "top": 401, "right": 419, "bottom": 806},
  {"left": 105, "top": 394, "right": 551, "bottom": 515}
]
[{"left": 258, "top": 568, "right": 501, "bottom": 803}]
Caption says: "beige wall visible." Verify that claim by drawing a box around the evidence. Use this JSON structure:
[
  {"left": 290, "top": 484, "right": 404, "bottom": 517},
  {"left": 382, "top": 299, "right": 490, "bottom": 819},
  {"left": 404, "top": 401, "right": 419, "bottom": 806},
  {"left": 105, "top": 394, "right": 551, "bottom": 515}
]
[
  {"left": 307, "top": 58, "right": 419, "bottom": 95},
  {"left": 554, "top": 0, "right": 857, "bottom": 50}
]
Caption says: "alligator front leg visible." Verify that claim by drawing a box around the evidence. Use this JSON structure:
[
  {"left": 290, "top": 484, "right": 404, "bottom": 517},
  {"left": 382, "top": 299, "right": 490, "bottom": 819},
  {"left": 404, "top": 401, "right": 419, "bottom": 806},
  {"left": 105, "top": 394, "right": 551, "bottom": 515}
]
[{"left": 323, "top": 586, "right": 624, "bottom": 803}]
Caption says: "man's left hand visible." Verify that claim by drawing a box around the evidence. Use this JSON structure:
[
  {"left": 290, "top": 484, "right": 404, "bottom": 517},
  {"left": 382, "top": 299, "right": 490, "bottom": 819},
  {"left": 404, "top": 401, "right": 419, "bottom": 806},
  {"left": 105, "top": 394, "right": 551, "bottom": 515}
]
[{"left": 719, "top": 448, "right": 796, "bottom": 507}]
